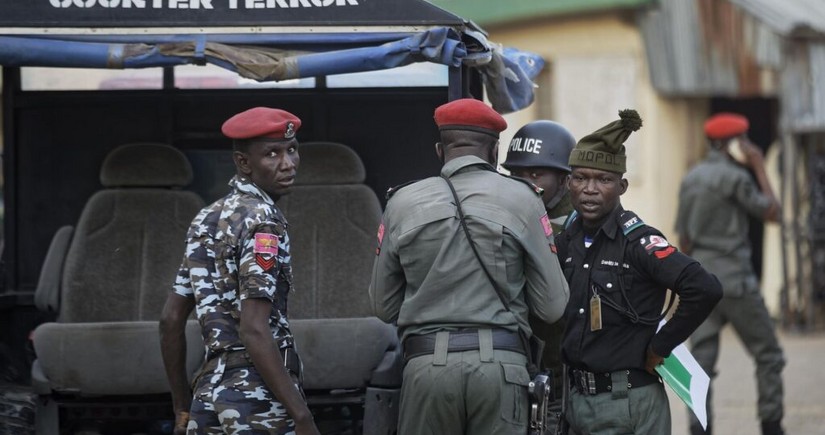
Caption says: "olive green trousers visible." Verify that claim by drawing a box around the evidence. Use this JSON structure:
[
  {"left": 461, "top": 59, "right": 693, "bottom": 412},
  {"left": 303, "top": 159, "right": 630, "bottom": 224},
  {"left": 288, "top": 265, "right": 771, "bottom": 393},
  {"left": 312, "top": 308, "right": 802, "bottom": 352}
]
[
  {"left": 397, "top": 331, "right": 530, "bottom": 435},
  {"left": 567, "top": 380, "right": 671, "bottom": 435}
]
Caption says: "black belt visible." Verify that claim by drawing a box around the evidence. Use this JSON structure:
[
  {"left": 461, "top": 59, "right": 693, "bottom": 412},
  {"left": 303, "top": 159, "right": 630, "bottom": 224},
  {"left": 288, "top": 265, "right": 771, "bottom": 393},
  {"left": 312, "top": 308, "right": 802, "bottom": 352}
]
[
  {"left": 569, "top": 368, "right": 659, "bottom": 395},
  {"left": 402, "top": 329, "right": 525, "bottom": 362},
  {"left": 202, "top": 347, "right": 300, "bottom": 377}
]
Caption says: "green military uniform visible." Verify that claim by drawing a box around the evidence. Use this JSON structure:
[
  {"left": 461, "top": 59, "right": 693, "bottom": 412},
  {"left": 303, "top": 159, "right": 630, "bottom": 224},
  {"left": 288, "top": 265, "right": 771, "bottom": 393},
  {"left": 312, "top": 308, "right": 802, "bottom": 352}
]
[
  {"left": 676, "top": 148, "right": 785, "bottom": 434},
  {"left": 370, "top": 155, "right": 569, "bottom": 435},
  {"left": 529, "top": 191, "right": 574, "bottom": 397}
]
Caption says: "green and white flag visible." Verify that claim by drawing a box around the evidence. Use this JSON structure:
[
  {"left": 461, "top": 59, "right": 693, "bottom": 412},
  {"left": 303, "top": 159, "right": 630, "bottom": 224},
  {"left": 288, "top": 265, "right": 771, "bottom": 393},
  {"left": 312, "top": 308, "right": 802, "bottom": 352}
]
[{"left": 656, "top": 321, "right": 710, "bottom": 429}]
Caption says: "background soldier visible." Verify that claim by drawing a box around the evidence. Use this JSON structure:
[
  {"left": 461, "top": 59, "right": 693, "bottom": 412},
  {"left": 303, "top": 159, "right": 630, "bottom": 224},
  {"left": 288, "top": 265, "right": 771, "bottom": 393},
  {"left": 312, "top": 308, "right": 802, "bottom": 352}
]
[
  {"left": 675, "top": 113, "right": 785, "bottom": 435},
  {"left": 557, "top": 109, "right": 722, "bottom": 434},
  {"left": 369, "top": 98, "right": 569, "bottom": 435},
  {"left": 159, "top": 107, "right": 320, "bottom": 435},
  {"left": 501, "top": 120, "right": 577, "bottom": 431}
]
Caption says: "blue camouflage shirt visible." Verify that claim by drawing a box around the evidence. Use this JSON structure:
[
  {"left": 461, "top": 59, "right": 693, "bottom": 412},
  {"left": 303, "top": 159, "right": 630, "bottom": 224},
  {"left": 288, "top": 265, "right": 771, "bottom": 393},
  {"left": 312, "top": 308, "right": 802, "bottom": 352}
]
[{"left": 173, "top": 175, "right": 294, "bottom": 357}]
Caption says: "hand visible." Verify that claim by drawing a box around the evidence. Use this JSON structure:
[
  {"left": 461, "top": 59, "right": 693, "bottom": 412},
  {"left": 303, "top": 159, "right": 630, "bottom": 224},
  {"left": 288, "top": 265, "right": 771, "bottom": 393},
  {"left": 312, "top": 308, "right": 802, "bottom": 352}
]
[
  {"left": 741, "top": 138, "right": 765, "bottom": 168},
  {"left": 295, "top": 419, "right": 321, "bottom": 435},
  {"left": 174, "top": 410, "right": 189, "bottom": 435},
  {"left": 645, "top": 346, "right": 665, "bottom": 375}
]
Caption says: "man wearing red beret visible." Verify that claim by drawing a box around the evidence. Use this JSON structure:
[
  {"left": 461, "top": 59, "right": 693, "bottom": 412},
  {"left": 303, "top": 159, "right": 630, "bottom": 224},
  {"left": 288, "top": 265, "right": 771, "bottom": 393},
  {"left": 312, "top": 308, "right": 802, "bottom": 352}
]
[
  {"left": 160, "top": 107, "right": 320, "bottom": 435},
  {"left": 675, "top": 112, "right": 785, "bottom": 435},
  {"left": 369, "top": 98, "right": 569, "bottom": 435}
]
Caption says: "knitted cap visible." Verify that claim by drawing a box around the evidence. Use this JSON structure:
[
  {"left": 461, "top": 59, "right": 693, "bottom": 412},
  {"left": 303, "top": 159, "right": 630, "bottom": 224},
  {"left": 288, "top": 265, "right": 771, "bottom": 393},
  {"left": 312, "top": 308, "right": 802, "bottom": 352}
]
[{"left": 568, "top": 109, "right": 642, "bottom": 174}]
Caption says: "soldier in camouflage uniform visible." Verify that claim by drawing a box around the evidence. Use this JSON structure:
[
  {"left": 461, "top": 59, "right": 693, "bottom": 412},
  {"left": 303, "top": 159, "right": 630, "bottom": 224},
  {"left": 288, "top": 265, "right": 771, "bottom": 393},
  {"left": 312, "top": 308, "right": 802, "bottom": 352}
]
[{"left": 159, "top": 107, "right": 320, "bottom": 435}]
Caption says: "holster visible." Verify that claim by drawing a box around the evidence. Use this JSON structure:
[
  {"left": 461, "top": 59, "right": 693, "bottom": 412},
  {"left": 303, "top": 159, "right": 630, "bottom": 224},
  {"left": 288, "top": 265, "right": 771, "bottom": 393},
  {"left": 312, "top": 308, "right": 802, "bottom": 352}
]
[{"left": 519, "top": 330, "right": 545, "bottom": 378}]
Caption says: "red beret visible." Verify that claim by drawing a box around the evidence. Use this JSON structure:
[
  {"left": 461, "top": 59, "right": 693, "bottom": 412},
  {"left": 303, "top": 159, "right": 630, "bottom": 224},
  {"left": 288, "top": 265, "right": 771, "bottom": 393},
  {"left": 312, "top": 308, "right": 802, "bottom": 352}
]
[
  {"left": 222, "top": 107, "right": 301, "bottom": 140},
  {"left": 704, "top": 113, "right": 749, "bottom": 140},
  {"left": 434, "top": 98, "right": 507, "bottom": 137}
]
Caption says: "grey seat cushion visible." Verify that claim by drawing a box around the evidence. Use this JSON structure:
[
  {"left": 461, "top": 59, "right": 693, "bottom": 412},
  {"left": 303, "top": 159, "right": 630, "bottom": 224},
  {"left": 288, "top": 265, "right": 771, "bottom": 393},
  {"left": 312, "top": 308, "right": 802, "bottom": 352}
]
[
  {"left": 291, "top": 318, "right": 399, "bottom": 390},
  {"left": 32, "top": 321, "right": 203, "bottom": 396}
]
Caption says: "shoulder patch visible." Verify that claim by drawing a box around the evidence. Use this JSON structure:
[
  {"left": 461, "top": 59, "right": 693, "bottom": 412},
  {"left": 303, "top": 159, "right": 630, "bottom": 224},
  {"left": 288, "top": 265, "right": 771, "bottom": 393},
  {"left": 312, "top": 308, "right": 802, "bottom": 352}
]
[
  {"left": 386, "top": 179, "right": 420, "bottom": 200},
  {"left": 375, "top": 221, "right": 385, "bottom": 255},
  {"left": 254, "top": 232, "right": 279, "bottom": 271},
  {"left": 501, "top": 173, "right": 544, "bottom": 197},
  {"left": 640, "top": 234, "right": 677, "bottom": 259},
  {"left": 619, "top": 211, "right": 646, "bottom": 238}
]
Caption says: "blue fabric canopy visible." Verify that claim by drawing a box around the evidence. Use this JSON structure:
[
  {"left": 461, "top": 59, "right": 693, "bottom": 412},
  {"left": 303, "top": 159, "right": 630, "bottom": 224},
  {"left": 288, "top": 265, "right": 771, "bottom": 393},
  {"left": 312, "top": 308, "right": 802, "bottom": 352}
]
[{"left": 0, "top": 28, "right": 543, "bottom": 113}]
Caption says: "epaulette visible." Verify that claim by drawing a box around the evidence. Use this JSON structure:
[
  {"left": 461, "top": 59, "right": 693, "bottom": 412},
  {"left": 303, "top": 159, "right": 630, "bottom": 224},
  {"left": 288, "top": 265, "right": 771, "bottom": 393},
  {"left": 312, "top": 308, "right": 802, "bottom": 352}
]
[
  {"left": 501, "top": 173, "right": 544, "bottom": 197},
  {"left": 619, "top": 210, "right": 647, "bottom": 240},
  {"left": 563, "top": 210, "right": 578, "bottom": 230},
  {"left": 385, "top": 179, "right": 420, "bottom": 201}
]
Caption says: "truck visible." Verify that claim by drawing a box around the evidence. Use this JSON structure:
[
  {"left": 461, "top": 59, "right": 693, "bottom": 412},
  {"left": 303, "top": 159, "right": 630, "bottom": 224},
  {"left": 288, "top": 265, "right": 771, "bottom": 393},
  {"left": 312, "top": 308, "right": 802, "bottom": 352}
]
[{"left": 0, "top": 1, "right": 542, "bottom": 433}]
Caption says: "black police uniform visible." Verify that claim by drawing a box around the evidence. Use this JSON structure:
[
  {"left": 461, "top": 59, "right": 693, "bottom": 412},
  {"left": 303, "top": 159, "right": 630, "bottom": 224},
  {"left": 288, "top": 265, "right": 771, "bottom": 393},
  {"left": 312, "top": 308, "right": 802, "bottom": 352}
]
[{"left": 558, "top": 206, "right": 722, "bottom": 433}]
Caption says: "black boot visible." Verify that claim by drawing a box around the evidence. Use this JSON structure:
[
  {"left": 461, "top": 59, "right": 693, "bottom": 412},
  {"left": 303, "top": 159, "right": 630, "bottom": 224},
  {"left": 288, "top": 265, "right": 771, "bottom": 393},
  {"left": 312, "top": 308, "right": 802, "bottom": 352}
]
[{"left": 761, "top": 420, "right": 784, "bottom": 435}]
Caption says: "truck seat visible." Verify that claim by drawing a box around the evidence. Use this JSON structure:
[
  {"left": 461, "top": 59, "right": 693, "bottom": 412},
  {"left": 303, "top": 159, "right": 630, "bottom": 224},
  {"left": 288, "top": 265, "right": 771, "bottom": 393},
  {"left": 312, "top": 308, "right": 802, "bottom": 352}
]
[
  {"left": 277, "top": 142, "right": 402, "bottom": 433},
  {"left": 31, "top": 143, "right": 205, "bottom": 397}
]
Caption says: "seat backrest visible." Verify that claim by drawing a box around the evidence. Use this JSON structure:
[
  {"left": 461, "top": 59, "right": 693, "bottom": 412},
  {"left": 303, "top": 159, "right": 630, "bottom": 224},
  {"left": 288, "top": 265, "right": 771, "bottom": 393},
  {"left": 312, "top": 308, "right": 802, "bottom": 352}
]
[
  {"left": 278, "top": 142, "right": 382, "bottom": 319},
  {"left": 59, "top": 143, "right": 204, "bottom": 323}
]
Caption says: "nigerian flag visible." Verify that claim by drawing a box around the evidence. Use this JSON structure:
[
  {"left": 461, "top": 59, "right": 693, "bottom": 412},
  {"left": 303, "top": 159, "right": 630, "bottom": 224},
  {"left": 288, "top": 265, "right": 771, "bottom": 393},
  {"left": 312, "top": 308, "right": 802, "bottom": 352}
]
[{"left": 656, "top": 322, "right": 710, "bottom": 430}]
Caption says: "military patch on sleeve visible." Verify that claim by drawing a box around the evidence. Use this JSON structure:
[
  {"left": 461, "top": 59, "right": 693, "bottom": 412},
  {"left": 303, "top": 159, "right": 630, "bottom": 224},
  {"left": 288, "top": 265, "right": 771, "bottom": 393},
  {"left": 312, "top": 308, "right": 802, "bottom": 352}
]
[
  {"left": 641, "top": 235, "right": 676, "bottom": 259},
  {"left": 540, "top": 214, "right": 553, "bottom": 237},
  {"left": 254, "top": 233, "right": 278, "bottom": 271},
  {"left": 376, "top": 222, "right": 385, "bottom": 255}
]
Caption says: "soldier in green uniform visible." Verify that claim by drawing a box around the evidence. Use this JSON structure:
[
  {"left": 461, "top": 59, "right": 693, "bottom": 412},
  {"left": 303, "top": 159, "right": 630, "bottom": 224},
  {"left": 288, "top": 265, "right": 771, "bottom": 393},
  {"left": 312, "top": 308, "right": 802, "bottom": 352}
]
[
  {"left": 675, "top": 113, "right": 785, "bottom": 435},
  {"left": 501, "top": 120, "right": 577, "bottom": 431},
  {"left": 369, "top": 98, "right": 570, "bottom": 435},
  {"left": 159, "top": 107, "right": 320, "bottom": 435}
]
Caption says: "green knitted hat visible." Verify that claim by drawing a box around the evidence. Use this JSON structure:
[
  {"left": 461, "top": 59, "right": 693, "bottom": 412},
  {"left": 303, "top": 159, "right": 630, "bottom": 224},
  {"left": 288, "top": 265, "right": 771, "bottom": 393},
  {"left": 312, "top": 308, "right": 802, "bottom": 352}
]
[{"left": 568, "top": 109, "right": 642, "bottom": 174}]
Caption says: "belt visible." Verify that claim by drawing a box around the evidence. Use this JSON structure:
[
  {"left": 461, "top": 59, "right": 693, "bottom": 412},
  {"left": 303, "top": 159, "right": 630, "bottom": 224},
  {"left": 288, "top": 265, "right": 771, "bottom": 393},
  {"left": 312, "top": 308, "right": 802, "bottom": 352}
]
[
  {"left": 403, "top": 328, "right": 525, "bottom": 362},
  {"left": 570, "top": 368, "right": 659, "bottom": 395},
  {"left": 199, "top": 347, "right": 301, "bottom": 378}
]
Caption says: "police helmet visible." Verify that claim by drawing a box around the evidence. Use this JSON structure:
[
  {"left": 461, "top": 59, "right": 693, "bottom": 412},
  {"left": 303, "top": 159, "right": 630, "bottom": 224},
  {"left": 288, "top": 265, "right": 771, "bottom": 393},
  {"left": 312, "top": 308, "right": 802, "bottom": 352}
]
[{"left": 501, "top": 120, "right": 576, "bottom": 172}]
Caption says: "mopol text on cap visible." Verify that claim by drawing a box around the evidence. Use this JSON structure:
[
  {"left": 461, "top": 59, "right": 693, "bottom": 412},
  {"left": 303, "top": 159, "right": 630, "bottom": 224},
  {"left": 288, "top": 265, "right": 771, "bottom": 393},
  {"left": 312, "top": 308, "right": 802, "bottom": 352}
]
[
  {"left": 434, "top": 98, "right": 507, "bottom": 138},
  {"left": 704, "top": 113, "right": 749, "bottom": 140},
  {"left": 222, "top": 107, "right": 302, "bottom": 140}
]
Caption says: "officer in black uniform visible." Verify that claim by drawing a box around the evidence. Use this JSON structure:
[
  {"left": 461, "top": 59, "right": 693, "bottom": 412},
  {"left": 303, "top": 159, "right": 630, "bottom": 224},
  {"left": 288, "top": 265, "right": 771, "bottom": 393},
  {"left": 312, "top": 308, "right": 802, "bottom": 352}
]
[{"left": 557, "top": 109, "right": 722, "bottom": 434}]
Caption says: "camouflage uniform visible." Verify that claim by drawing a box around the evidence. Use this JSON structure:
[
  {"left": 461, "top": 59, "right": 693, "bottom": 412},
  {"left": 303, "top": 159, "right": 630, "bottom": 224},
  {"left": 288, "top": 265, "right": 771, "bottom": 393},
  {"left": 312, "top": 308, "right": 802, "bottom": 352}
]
[{"left": 173, "top": 175, "right": 299, "bottom": 434}]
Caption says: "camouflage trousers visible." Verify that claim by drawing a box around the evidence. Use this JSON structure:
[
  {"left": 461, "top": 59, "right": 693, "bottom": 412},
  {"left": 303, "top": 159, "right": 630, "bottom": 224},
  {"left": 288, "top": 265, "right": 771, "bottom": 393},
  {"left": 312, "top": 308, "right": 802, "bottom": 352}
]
[{"left": 188, "top": 357, "right": 302, "bottom": 434}]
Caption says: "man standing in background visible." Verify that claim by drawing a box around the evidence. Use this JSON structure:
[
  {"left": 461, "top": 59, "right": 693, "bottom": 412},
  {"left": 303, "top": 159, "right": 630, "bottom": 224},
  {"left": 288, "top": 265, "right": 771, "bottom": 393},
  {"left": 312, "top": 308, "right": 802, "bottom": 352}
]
[{"left": 676, "top": 112, "right": 785, "bottom": 435}]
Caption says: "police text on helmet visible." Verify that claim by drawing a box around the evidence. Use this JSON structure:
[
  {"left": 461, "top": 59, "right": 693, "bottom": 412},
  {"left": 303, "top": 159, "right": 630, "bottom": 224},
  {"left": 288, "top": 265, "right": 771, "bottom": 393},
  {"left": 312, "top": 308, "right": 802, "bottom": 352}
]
[{"left": 509, "top": 137, "right": 543, "bottom": 154}]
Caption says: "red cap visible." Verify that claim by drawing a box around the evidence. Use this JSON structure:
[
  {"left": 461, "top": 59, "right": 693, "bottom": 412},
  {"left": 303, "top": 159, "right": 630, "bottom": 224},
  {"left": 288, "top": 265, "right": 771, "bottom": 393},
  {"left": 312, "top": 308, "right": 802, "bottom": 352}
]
[
  {"left": 704, "top": 113, "right": 749, "bottom": 140},
  {"left": 434, "top": 98, "right": 507, "bottom": 137},
  {"left": 222, "top": 107, "right": 301, "bottom": 140}
]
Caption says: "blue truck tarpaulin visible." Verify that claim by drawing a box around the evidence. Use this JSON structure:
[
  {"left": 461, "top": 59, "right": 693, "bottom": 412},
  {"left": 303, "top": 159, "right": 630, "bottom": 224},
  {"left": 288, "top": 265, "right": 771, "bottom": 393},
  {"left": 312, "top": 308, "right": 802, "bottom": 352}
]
[{"left": 0, "top": 28, "right": 543, "bottom": 113}]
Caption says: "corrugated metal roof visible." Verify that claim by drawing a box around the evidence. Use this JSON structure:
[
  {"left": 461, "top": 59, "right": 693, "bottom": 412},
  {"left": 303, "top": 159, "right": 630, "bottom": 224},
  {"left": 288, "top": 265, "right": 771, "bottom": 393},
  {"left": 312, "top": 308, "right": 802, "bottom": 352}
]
[
  {"left": 640, "top": 0, "right": 777, "bottom": 97},
  {"left": 641, "top": 0, "right": 825, "bottom": 131},
  {"left": 730, "top": 0, "right": 825, "bottom": 38},
  {"left": 427, "top": 0, "right": 654, "bottom": 26}
]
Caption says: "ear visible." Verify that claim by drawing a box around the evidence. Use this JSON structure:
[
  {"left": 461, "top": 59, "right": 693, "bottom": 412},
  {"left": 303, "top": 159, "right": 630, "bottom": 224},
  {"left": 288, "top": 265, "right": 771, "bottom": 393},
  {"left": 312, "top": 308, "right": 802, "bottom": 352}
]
[
  {"left": 619, "top": 178, "right": 629, "bottom": 195},
  {"left": 489, "top": 141, "right": 499, "bottom": 166},
  {"left": 233, "top": 150, "right": 252, "bottom": 175},
  {"left": 435, "top": 142, "right": 444, "bottom": 163}
]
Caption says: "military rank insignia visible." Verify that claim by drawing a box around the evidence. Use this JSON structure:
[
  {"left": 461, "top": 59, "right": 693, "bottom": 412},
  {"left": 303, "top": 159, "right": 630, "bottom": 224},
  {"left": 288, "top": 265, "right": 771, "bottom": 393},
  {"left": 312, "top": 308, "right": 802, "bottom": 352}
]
[{"left": 254, "top": 232, "right": 279, "bottom": 271}]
